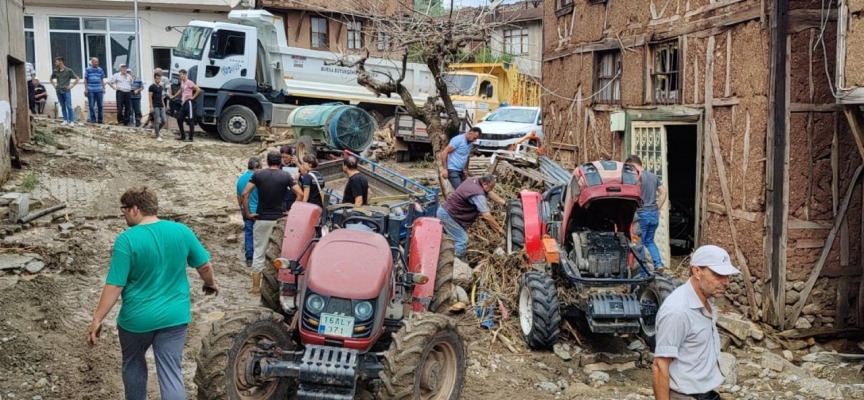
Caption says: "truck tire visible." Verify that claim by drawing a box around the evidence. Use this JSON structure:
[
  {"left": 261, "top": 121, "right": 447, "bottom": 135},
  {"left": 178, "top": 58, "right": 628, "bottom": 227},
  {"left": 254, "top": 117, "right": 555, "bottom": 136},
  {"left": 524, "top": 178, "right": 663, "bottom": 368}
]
[
  {"left": 506, "top": 199, "right": 525, "bottom": 254},
  {"left": 295, "top": 135, "right": 315, "bottom": 161},
  {"left": 637, "top": 274, "right": 679, "bottom": 350},
  {"left": 262, "top": 218, "right": 291, "bottom": 319},
  {"left": 219, "top": 105, "right": 258, "bottom": 144},
  {"left": 194, "top": 308, "right": 296, "bottom": 400},
  {"left": 198, "top": 122, "right": 219, "bottom": 134},
  {"left": 430, "top": 235, "right": 457, "bottom": 313},
  {"left": 518, "top": 271, "right": 561, "bottom": 350},
  {"left": 377, "top": 313, "right": 466, "bottom": 400},
  {"left": 396, "top": 150, "right": 410, "bottom": 163}
]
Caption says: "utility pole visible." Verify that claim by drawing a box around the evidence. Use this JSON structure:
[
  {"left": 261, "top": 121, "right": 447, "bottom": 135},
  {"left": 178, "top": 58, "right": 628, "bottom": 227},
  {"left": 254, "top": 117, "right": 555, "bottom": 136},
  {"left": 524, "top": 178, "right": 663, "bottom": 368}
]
[{"left": 133, "top": 0, "right": 143, "bottom": 75}]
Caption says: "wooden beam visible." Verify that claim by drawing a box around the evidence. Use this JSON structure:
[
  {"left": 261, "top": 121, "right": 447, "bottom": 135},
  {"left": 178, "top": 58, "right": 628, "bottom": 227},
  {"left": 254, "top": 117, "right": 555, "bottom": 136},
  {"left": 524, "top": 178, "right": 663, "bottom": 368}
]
[
  {"left": 543, "top": 36, "right": 646, "bottom": 61},
  {"left": 833, "top": 114, "right": 840, "bottom": 215},
  {"left": 842, "top": 105, "right": 864, "bottom": 161},
  {"left": 841, "top": 217, "right": 850, "bottom": 266},
  {"left": 682, "top": 0, "right": 746, "bottom": 19},
  {"left": 704, "top": 35, "right": 759, "bottom": 319},
  {"left": 786, "top": 164, "right": 864, "bottom": 328},
  {"left": 795, "top": 238, "right": 825, "bottom": 249},
  {"left": 655, "top": 6, "right": 762, "bottom": 41},
  {"left": 788, "top": 218, "right": 833, "bottom": 229},
  {"left": 838, "top": 279, "right": 850, "bottom": 328},
  {"left": 788, "top": 9, "right": 838, "bottom": 33},
  {"left": 707, "top": 202, "right": 759, "bottom": 222},
  {"left": 725, "top": 30, "right": 732, "bottom": 98},
  {"left": 821, "top": 265, "right": 863, "bottom": 278},
  {"left": 790, "top": 103, "right": 842, "bottom": 113},
  {"left": 294, "top": 10, "right": 306, "bottom": 43},
  {"left": 742, "top": 112, "right": 750, "bottom": 207}
]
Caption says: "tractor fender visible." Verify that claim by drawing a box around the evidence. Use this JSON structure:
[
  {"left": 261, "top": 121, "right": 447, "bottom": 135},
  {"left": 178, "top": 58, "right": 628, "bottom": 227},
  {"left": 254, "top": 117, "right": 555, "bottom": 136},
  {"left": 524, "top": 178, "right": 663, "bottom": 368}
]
[
  {"left": 276, "top": 202, "right": 322, "bottom": 291},
  {"left": 407, "top": 217, "right": 444, "bottom": 312},
  {"left": 519, "top": 190, "right": 545, "bottom": 263}
]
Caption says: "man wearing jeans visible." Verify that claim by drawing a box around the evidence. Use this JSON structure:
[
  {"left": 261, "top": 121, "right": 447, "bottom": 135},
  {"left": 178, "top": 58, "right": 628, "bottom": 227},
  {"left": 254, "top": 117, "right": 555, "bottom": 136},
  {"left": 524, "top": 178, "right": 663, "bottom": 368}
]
[
  {"left": 626, "top": 155, "right": 668, "bottom": 274},
  {"left": 87, "top": 186, "right": 218, "bottom": 400},
  {"left": 436, "top": 174, "right": 506, "bottom": 259},
  {"left": 50, "top": 57, "right": 79, "bottom": 126},
  {"left": 441, "top": 127, "right": 481, "bottom": 190},
  {"left": 84, "top": 57, "right": 106, "bottom": 123},
  {"left": 236, "top": 157, "right": 261, "bottom": 268}
]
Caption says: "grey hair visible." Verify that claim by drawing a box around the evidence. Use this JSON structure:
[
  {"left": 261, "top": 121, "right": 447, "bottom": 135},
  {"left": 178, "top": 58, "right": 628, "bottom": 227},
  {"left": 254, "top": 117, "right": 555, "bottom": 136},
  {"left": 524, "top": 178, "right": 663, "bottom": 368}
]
[
  {"left": 479, "top": 174, "right": 497, "bottom": 185},
  {"left": 247, "top": 157, "right": 261, "bottom": 170}
]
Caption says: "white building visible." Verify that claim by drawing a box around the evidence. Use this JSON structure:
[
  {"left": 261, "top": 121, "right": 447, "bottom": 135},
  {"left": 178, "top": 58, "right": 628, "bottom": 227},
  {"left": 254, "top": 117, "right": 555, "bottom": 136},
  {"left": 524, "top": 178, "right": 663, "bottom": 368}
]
[
  {"left": 487, "top": 1, "right": 542, "bottom": 79},
  {"left": 23, "top": 0, "right": 238, "bottom": 119}
]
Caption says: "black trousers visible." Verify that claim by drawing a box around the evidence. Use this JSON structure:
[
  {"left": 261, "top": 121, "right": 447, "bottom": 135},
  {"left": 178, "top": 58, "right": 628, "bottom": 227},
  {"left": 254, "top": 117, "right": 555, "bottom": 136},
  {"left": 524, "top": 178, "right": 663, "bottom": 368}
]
[
  {"left": 177, "top": 99, "right": 196, "bottom": 139},
  {"left": 116, "top": 91, "right": 133, "bottom": 125}
]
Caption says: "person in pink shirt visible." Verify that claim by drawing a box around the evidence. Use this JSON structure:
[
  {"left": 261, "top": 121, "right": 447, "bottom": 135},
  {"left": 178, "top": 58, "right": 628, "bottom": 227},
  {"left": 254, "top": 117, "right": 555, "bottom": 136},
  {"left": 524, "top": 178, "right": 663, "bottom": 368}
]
[{"left": 169, "top": 69, "right": 201, "bottom": 142}]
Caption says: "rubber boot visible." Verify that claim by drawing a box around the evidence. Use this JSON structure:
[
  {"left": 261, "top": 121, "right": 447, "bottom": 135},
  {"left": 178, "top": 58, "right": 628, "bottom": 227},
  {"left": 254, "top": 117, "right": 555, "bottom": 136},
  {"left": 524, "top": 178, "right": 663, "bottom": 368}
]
[{"left": 250, "top": 273, "right": 261, "bottom": 294}]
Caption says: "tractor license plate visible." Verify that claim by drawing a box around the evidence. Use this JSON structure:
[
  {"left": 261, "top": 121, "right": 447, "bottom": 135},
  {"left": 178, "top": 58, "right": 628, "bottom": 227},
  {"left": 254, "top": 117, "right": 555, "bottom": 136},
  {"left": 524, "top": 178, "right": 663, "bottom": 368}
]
[{"left": 318, "top": 314, "right": 355, "bottom": 338}]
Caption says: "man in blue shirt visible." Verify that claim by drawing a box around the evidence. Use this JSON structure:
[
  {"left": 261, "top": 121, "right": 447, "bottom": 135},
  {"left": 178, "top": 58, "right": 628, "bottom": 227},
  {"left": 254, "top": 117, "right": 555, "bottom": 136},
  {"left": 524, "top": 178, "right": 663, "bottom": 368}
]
[
  {"left": 84, "top": 58, "right": 106, "bottom": 124},
  {"left": 130, "top": 71, "right": 144, "bottom": 127},
  {"left": 236, "top": 157, "right": 261, "bottom": 268},
  {"left": 441, "top": 127, "right": 481, "bottom": 190}
]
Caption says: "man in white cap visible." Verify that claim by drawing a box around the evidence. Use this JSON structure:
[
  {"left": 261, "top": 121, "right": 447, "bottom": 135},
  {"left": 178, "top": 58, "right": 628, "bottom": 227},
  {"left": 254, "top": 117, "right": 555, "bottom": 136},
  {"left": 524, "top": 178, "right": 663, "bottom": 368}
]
[{"left": 652, "top": 245, "right": 739, "bottom": 400}]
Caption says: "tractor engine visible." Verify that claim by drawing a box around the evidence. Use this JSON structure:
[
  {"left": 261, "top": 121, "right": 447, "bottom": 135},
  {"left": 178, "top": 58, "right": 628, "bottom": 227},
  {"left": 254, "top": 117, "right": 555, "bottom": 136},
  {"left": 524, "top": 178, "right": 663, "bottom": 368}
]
[{"left": 569, "top": 231, "right": 630, "bottom": 278}]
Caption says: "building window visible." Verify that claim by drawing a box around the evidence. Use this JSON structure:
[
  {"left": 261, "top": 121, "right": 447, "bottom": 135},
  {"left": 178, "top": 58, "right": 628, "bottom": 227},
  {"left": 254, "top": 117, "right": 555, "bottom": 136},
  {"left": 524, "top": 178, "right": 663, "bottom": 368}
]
[
  {"left": 556, "top": 0, "right": 574, "bottom": 17},
  {"left": 377, "top": 30, "right": 391, "bottom": 51},
  {"left": 48, "top": 16, "right": 138, "bottom": 77},
  {"left": 347, "top": 21, "right": 362, "bottom": 50},
  {"left": 311, "top": 17, "right": 329, "bottom": 49},
  {"left": 594, "top": 50, "right": 622, "bottom": 104},
  {"left": 24, "top": 16, "right": 35, "bottom": 67},
  {"left": 652, "top": 41, "right": 680, "bottom": 104},
  {"left": 503, "top": 27, "right": 529, "bottom": 55}
]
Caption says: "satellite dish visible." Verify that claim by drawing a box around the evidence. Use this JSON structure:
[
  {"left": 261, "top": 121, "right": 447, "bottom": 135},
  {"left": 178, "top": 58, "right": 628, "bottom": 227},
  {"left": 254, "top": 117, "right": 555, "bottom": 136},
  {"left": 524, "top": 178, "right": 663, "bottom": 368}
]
[{"left": 228, "top": 0, "right": 242, "bottom": 9}]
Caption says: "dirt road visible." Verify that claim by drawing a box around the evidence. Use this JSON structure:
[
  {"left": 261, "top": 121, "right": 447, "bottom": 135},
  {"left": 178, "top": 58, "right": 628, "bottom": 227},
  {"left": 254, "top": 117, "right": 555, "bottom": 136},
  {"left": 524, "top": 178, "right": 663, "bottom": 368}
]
[{"left": 0, "top": 121, "right": 862, "bottom": 400}]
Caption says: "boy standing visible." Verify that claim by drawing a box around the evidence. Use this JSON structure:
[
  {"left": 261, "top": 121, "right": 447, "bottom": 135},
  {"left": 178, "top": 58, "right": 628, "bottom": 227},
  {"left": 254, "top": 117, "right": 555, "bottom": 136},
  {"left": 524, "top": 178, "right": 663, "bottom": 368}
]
[
  {"left": 50, "top": 57, "right": 80, "bottom": 126},
  {"left": 148, "top": 74, "right": 166, "bottom": 141},
  {"left": 170, "top": 69, "right": 201, "bottom": 142}
]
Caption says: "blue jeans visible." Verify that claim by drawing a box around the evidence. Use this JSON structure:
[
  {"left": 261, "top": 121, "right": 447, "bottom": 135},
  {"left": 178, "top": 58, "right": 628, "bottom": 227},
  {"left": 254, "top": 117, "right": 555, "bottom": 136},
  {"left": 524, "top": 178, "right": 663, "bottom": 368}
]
[
  {"left": 87, "top": 90, "right": 104, "bottom": 123},
  {"left": 57, "top": 91, "right": 74, "bottom": 123},
  {"left": 243, "top": 217, "right": 254, "bottom": 262},
  {"left": 437, "top": 208, "right": 468, "bottom": 257},
  {"left": 637, "top": 210, "right": 663, "bottom": 269},
  {"left": 131, "top": 98, "right": 142, "bottom": 126},
  {"left": 118, "top": 324, "right": 187, "bottom": 400},
  {"left": 447, "top": 170, "right": 465, "bottom": 190}
]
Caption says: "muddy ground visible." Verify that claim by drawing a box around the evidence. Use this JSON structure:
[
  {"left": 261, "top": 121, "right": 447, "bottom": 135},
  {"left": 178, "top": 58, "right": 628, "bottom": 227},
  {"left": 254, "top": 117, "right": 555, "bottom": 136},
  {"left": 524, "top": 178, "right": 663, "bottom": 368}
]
[{"left": 1, "top": 121, "right": 864, "bottom": 400}]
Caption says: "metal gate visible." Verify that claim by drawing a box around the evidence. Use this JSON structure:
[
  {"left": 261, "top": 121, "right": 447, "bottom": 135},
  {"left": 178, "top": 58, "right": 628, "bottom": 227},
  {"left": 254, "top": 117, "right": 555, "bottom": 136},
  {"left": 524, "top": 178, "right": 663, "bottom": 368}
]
[{"left": 630, "top": 123, "right": 671, "bottom": 268}]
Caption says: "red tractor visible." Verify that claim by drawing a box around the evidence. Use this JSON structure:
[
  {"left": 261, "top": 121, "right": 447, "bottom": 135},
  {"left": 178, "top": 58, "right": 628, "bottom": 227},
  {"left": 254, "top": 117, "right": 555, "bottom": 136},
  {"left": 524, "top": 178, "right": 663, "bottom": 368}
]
[
  {"left": 507, "top": 160, "right": 678, "bottom": 349},
  {"left": 194, "top": 200, "right": 465, "bottom": 399}
]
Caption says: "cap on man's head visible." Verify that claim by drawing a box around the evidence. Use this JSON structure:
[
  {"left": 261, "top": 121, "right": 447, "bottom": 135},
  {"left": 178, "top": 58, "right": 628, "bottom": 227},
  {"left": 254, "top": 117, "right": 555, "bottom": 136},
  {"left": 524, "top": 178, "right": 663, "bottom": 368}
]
[
  {"left": 120, "top": 63, "right": 127, "bottom": 68},
  {"left": 691, "top": 245, "right": 740, "bottom": 275}
]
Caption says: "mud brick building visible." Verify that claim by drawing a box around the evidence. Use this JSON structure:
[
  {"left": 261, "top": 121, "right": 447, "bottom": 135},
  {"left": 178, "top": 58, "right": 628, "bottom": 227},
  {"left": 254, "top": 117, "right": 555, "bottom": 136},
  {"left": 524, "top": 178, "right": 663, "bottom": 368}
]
[
  {"left": 1, "top": 0, "right": 30, "bottom": 184},
  {"left": 541, "top": 0, "right": 864, "bottom": 330}
]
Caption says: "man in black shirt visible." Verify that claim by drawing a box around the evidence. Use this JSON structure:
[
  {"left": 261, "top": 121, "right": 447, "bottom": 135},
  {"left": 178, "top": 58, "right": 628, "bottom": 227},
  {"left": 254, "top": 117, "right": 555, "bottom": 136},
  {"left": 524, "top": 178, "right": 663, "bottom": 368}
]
[
  {"left": 299, "top": 154, "right": 326, "bottom": 208},
  {"left": 342, "top": 155, "right": 369, "bottom": 206},
  {"left": 281, "top": 145, "right": 299, "bottom": 213},
  {"left": 241, "top": 151, "right": 304, "bottom": 294}
]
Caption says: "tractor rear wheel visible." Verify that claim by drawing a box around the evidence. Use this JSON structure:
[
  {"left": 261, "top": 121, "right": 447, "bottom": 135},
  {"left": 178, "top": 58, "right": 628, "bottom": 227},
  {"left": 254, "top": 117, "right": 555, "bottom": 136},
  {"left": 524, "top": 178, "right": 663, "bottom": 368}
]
[
  {"left": 377, "top": 313, "right": 466, "bottom": 400},
  {"left": 194, "top": 308, "right": 296, "bottom": 400},
  {"left": 637, "top": 274, "right": 679, "bottom": 349},
  {"left": 430, "top": 235, "right": 457, "bottom": 313},
  {"left": 506, "top": 199, "right": 525, "bottom": 254},
  {"left": 262, "top": 218, "right": 291, "bottom": 319},
  {"left": 518, "top": 271, "right": 561, "bottom": 350}
]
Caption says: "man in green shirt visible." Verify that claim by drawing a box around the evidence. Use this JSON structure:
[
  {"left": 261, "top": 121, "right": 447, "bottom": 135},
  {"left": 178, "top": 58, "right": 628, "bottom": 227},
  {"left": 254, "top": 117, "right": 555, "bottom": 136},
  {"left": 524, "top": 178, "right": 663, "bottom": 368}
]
[
  {"left": 87, "top": 186, "right": 218, "bottom": 400},
  {"left": 50, "top": 56, "right": 79, "bottom": 126}
]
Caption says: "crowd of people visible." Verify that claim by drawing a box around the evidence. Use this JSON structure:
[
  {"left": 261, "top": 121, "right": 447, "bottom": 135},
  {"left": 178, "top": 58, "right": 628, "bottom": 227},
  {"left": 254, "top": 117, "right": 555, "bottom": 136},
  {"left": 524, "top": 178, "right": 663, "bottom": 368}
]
[{"left": 27, "top": 57, "right": 202, "bottom": 142}]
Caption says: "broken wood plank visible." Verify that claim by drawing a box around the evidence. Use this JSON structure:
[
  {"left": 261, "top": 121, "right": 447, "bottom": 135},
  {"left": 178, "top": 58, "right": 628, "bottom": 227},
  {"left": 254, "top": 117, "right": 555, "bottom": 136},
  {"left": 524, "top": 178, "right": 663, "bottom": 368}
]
[
  {"left": 705, "top": 35, "right": 758, "bottom": 319},
  {"left": 788, "top": 219, "right": 833, "bottom": 229},
  {"left": 786, "top": 164, "right": 864, "bottom": 327},
  {"left": 794, "top": 239, "right": 825, "bottom": 249},
  {"left": 707, "top": 202, "right": 759, "bottom": 222},
  {"left": 790, "top": 103, "right": 841, "bottom": 113}
]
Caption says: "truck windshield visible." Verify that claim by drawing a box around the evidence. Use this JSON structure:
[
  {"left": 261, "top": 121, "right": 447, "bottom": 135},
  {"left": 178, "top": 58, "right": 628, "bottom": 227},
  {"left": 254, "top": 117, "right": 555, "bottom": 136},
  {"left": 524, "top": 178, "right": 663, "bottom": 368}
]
[
  {"left": 174, "top": 26, "right": 212, "bottom": 60},
  {"left": 485, "top": 108, "right": 538, "bottom": 124},
  {"left": 444, "top": 75, "right": 478, "bottom": 96}
]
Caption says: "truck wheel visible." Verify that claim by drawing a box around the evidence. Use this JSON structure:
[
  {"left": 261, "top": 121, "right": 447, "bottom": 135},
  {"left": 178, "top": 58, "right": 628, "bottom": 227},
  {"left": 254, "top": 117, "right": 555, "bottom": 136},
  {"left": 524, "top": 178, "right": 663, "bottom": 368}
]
[
  {"left": 430, "top": 235, "right": 457, "bottom": 313},
  {"left": 295, "top": 135, "right": 315, "bottom": 161},
  {"left": 396, "top": 150, "right": 410, "bottom": 163},
  {"left": 262, "top": 218, "right": 291, "bottom": 319},
  {"left": 377, "top": 313, "right": 466, "bottom": 400},
  {"left": 518, "top": 271, "right": 561, "bottom": 349},
  {"left": 506, "top": 199, "right": 525, "bottom": 254},
  {"left": 194, "top": 308, "right": 296, "bottom": 400},
  {"left": 637, "top": 274, "right": 679, "bottom": 349},
  {"left": 198, "top": 122, "right": 219, "bottom": 134},
  {"left": 219, "top": 105, "right": 258, "bottom": 144}
]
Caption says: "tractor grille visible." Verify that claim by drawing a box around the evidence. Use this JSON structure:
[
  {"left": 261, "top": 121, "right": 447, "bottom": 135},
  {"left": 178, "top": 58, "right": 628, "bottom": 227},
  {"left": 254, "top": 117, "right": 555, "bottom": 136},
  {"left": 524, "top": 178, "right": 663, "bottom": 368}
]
[{"left": 301, "top": 296, "right": 374, "bottom": 339}]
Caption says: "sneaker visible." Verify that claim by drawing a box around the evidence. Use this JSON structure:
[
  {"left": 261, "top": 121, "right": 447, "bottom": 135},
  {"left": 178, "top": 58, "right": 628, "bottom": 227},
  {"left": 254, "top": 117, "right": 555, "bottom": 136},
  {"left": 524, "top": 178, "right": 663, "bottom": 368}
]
[
  {"left": 61, "top": 121, "right": 68, "bottom": 126},
  {"left": 156, "top": 136, "right": 163, "bottom": 142},
  {"left": 69, "top": 122, "right": 75, "bottom": 127}
]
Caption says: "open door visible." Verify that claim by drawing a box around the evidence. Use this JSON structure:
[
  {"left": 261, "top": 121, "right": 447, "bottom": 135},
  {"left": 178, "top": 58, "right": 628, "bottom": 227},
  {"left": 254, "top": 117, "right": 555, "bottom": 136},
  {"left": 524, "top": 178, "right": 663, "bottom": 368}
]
[{"left": 630, "top": 123, "right": 672, "bottom": 268}]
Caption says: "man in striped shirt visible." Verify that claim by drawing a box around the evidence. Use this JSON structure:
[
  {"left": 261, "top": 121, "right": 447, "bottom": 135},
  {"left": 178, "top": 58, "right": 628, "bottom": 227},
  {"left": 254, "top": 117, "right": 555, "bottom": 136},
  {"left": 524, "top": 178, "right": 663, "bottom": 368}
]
[{"left": 84, "top": 58, "right": 107, "bottom": 124}]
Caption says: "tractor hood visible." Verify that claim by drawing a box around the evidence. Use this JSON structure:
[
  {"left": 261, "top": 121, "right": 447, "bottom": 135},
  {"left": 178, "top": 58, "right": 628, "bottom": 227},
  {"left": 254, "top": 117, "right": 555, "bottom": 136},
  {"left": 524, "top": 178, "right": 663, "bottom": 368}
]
[{"left": 306, "top": 228, "right": 392, "bottom": 300}]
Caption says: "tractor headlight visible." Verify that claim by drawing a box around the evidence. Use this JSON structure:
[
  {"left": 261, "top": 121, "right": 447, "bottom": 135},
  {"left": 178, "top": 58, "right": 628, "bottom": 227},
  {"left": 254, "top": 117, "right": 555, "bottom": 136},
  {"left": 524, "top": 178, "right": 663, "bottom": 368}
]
[
  {"left": 306, "top": 294, "right": 326, "bottom": 314},
  {"left": 354, "top": 301, "right": 373, "bottom": 320}
]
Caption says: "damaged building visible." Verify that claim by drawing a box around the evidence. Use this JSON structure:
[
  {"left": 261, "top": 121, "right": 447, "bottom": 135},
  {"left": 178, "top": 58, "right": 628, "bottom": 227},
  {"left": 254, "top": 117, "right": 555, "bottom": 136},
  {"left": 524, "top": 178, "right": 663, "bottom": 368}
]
[{"left": 541, "top": 0, "right": 864, "bottom": 330}]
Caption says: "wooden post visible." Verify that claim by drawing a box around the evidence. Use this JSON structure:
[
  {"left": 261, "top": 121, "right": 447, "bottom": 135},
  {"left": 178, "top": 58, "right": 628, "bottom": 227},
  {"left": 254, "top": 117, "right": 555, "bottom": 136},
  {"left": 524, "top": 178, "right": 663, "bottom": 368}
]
[
  {"left": 842, "top": 105, "right": 864, "bottom": 161},
  {"left": 764, "top": 0, "right": 790, "bottom": 329},
  {"left": 806, "top": 28, "right": 815, "bottom": 221}
]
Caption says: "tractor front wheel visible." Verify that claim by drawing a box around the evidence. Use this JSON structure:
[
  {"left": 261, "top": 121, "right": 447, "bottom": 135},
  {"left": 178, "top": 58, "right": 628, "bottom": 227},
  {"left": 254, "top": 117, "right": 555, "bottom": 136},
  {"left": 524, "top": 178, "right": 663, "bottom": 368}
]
[
  {"left": 637, "top": 274, "right": 679, "bottom": 349},
  {"left": 377, "top": 313, "right": 466, "bottom": 400},
  {"left": 506, "top": 199, "right": 525, "bottom": 254},
  {"left": 518, "top": 271, "right": 561, "bottom": 350},
  {"left": 194, "top": 308, "right": 296, "bottom": 400}
]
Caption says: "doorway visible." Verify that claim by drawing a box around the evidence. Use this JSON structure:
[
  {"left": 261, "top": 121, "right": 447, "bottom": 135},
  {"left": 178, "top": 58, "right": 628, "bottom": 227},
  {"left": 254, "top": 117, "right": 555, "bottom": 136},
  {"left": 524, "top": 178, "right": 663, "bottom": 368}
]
[
  {"left": 152, "top": 48, "right": 171, "bottom": 74},
  {"left": 664, "top": 124, "right": 698, "bottom": 256}
]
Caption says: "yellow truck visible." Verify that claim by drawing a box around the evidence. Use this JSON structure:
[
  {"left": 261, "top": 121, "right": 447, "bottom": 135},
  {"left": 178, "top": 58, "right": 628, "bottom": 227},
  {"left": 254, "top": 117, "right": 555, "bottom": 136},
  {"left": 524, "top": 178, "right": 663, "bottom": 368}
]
[{"left": 394, "top": 62, "right": 542, "bottom": 161}]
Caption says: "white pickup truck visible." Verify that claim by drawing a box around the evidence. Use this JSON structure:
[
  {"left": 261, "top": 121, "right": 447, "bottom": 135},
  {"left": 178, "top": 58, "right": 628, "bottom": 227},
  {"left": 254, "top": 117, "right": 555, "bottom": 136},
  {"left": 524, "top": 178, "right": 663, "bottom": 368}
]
[{"left": 472, "top": 106, "right": 543, "bottom": 153}]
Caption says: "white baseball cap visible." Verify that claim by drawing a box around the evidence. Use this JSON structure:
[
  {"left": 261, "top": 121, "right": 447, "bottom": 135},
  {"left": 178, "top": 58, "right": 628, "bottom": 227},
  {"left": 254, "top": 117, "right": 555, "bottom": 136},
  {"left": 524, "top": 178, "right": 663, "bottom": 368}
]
[{"left": 690, "top": 245, "right": 740, "bottom": 275}]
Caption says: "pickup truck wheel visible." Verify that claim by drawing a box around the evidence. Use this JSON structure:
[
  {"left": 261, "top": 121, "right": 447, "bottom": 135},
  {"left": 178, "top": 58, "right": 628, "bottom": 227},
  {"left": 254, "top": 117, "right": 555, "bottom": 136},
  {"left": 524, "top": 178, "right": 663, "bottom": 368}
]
[
  {"left": 506, "top": 199, "right": 525, "bottom": 254},
  {"left": 518, "top": 271, "right": 561, "bottom": 350},
  {"left": 262, "top": 218, "right": 292, "bottom": 319},
  {"left": 638, "top": 274, "right": 679, "bottom": 349},
  {"left": 377, "top": 313, "right": 465, "bottom": 400},
  {"left": 219, "top": 105, "right": 258, "bottom": 144},
  {"left": 295, "top": 136, "right": 315, "bottom": 161},
  {"left": 430, "top": 235, "right": 457, "bottom": 313},
  {"left": 194, "top": 308, "right": 296, "bottom": 400}
]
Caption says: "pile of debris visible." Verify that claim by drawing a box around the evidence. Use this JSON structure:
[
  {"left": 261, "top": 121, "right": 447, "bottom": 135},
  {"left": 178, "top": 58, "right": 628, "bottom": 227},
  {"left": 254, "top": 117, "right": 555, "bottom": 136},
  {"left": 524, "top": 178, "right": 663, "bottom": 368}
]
[{"left": 361, "top": 123, "right": 396, "bottom": 162}]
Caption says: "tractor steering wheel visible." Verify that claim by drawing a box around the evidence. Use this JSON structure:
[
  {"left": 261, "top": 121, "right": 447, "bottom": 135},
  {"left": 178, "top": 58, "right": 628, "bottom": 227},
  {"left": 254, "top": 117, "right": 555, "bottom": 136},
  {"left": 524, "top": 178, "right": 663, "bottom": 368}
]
[{"left": 340, "top": 215, "right": 383, "bottom": 233}]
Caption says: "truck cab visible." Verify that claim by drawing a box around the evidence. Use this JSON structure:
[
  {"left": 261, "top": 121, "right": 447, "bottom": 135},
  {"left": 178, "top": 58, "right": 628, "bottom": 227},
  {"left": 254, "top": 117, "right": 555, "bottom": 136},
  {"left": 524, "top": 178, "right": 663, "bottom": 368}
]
[{"left": 445, "top": 71, "right": 500, "bottom": 123}]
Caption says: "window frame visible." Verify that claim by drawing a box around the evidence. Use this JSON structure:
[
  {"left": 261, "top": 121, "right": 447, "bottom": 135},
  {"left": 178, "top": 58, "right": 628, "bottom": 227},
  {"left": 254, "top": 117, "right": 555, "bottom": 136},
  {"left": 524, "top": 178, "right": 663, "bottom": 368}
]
[
  {"left": 311, "top": 17, "right": 329, "bottom": 49},
  {"left": 556, "top": 0, "right": 575, "bottom": 17},
  {"left": 347, "top": 21, "right": 363, "bottom": 50},
  {"left": 650, "top": 40, "right": 681, "bottom": 104},
  {"left": 503, "top": 26, "right": 529, "bottom": 55},
  {"left": 47, "top": 16, "right": 138, "bottom": 77},
  {"left": 24, "top": 16, "right": 36, "bottom": 68},
  {"left": 593, "top": 50, "right": 622, "bottom": 104},
  {"left": 376, "top": 30, "right": 391, "bottom": 51}
]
